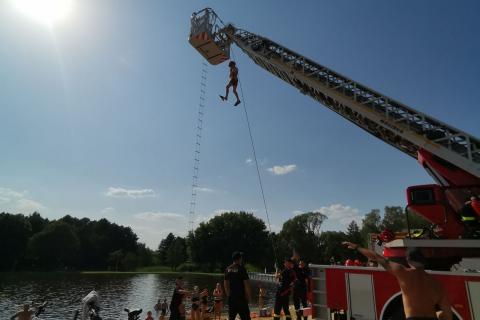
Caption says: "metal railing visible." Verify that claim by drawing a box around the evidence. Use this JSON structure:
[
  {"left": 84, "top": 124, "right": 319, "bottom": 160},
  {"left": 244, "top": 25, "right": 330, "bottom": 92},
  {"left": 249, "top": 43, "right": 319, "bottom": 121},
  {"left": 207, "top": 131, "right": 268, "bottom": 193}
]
[{"left": 248, "top": 272, "right": 276, "bottom": 283}]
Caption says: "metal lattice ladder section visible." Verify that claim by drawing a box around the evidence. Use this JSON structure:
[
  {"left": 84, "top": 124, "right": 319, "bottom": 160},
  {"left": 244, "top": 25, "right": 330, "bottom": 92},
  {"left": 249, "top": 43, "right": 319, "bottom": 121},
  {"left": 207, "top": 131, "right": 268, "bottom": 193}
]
[
  {"left": 230, "top": 29, "right": 480, "bottom": 179},
  {"left": 188, "top": 63, "right": 208, "bottom": 233},
  {"left": 311, "top": 266, "right": 329, "bottom": 320}
]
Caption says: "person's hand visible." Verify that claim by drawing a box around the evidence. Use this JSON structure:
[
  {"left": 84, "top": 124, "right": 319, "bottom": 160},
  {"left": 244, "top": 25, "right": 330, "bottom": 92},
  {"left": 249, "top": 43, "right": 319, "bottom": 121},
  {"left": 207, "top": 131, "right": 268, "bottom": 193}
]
[{"left": 342, "top": 242, "right": 359, "bottom": 250}]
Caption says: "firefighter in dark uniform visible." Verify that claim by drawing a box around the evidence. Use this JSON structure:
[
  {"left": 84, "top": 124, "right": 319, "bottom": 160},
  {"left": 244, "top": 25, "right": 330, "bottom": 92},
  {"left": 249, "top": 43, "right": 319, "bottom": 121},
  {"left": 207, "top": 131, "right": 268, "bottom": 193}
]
[
  {"left": 293, "top": 260, "right": 310, "bottom": 320},
  {"left": 274, "top": 258, "right": 296, "bottom": 320},
  {"left": 224, "top": 251, "right": 252, "bottom": 320}
]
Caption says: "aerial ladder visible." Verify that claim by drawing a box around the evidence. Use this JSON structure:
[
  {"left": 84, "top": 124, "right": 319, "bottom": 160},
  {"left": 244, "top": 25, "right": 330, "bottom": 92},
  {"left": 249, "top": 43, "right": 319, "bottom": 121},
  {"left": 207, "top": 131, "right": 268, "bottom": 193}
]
[{"left": 188, "top": 8, "right": 480, "bottom": 267}]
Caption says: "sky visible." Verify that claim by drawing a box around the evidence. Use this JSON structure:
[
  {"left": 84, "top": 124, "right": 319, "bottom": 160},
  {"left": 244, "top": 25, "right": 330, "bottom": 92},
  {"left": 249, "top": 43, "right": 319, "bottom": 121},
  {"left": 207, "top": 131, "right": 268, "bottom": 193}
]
[{"left": 1, "top": 1, "right": 479, "bottom": 249}]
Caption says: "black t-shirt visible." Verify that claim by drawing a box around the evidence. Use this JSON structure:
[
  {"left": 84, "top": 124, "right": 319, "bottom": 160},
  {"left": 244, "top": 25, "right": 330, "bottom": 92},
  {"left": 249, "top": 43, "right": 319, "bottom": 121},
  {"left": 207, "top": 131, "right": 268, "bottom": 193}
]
[
  {"left": 294, "top": 266, "right": 310, "bottom": 289},
  {"left": 170, "top": 287, "right": 183, "bottom": 312},
  {"left": 277, "top": 268, "right": 296, "bottom": 296},
  {"left": 224, "top": 263, "right": 249, "bottom": 300}
]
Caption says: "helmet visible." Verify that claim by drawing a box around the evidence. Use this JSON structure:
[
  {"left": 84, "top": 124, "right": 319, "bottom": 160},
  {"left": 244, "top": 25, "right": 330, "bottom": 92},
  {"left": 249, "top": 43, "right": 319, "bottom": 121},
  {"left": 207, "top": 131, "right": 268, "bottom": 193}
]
[
  {"left": 228, "top": 61, "right": 236, "bottom": 67},
  {"left": 379, "top": 229, "right": 395, "bottom": 243},
  {"left": 345, "top": 259, "right": 354, "bottom": 266}
]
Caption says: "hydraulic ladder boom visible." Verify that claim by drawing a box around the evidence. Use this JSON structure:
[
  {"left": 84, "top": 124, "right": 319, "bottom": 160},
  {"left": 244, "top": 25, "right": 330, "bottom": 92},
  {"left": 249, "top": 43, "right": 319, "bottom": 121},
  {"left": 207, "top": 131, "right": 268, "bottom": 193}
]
[
  {"left": 189, "top": 8, "right": 480, "bottom": 185},
  {"left": 228, "top": 28, "right": 480, "bottom": 184}
]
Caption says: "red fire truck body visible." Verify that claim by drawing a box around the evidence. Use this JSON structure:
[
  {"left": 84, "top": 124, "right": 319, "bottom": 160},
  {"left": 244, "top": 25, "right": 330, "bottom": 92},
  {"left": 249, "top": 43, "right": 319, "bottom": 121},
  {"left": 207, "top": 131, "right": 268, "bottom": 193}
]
[{"left": 310, "top": 265, "right": 480, "bottom": 320}]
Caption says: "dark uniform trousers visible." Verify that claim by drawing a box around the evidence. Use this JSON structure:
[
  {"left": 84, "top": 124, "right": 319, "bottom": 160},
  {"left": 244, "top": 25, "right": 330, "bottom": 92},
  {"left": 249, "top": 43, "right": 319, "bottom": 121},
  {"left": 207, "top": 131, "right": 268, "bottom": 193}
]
[
  {"left": 293, "top": 287, "right": 308, "bottom": 320},
  {"left": 273, "top": 292, "right": 291, "bottom": 320},
  {"left": 228, "top": 296, "right": 251, "bottom": 320}
]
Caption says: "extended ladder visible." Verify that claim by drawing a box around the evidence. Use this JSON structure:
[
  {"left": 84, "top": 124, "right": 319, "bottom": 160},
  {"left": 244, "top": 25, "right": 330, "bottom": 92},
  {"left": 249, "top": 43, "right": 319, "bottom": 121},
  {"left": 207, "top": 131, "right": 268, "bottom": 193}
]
[
  {"left": 188, "top": 63, "right": 208, "bottom": 233},
  {"left": 229, "top": 29, "right": 480, "bottom": 179}
]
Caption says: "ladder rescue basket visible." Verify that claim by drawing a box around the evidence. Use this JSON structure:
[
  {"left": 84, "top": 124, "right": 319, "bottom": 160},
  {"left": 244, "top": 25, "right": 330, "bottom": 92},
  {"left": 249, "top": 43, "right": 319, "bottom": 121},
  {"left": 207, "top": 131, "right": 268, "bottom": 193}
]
[{"left": 189, "top": 8, "right": 230, "bottom": 65}]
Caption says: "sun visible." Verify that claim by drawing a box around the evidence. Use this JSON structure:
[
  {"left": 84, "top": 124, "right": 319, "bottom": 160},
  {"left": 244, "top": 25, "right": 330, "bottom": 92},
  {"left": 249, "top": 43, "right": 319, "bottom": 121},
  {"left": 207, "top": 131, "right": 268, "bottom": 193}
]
[{"left": 11, "top": 0, "right": 73, "bottom": 25}]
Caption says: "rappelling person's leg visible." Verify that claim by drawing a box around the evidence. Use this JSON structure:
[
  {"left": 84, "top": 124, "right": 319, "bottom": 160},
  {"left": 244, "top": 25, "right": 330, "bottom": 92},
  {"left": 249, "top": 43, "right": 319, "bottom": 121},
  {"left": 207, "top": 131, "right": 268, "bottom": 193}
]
[
  {"left": 233, "top": 83, "right": 241, "bottom": 106},
  {"left": 220, "top": 82, "right": 232, "bottom": 101}
]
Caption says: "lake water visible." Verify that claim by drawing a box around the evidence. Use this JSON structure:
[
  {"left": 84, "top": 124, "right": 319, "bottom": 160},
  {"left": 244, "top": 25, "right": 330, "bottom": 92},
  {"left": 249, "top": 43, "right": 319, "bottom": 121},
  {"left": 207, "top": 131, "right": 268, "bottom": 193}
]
[{"left": 0, "top": 273, "right": 277, "bottom": 319}]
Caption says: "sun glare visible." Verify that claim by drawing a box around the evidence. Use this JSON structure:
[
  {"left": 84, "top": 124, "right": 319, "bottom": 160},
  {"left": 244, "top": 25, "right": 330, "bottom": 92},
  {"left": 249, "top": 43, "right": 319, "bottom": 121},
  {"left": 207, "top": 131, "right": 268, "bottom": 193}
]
[{"left": 12, "top": 0, "right": 73, "bottom": 25}]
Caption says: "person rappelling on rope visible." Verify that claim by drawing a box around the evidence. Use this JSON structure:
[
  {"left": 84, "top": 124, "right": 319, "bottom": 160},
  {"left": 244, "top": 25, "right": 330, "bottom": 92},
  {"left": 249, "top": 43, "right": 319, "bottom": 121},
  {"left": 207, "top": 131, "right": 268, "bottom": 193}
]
[{"left": 220, "top": 61, "right": 241, "bottom": 106}]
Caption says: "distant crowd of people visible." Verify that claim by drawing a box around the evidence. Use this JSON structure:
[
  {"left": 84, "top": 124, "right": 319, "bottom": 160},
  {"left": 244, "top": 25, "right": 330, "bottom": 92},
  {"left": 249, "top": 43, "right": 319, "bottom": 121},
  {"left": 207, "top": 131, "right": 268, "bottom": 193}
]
[{"left": 166, "top": 251, "right": 312, "bottom": 320}]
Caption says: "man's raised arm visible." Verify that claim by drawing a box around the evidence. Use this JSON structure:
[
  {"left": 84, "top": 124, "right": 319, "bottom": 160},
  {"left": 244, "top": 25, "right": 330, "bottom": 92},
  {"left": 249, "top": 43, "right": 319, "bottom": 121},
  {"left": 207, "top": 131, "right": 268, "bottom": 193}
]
[{"left": 342, "top": 242, "right": 394, "bottom": 271}]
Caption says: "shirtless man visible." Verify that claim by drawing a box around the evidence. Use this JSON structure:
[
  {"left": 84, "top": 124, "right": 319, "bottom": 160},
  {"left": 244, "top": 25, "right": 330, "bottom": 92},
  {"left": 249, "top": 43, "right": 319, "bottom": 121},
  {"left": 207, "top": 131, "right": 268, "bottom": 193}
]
[
  {"left": 220, "top": 61, "right": 241, "bottom": 106},
  {"left": 170, "top": 277, "right": 190, "bottom": 320},
  {"left": 343, "top": 242, "right": 452, "bottom": 320},
  {"left": 10, "top": 302, "right": 46, "bottom": 320},
  {"left": 10, "top": 304, "right": 35, "bottom": 320}
]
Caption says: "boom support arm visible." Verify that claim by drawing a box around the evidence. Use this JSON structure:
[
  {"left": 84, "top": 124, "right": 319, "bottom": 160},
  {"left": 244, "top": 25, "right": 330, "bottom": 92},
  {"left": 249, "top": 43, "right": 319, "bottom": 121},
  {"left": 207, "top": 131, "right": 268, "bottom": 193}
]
[{"left": 225, "top": 28, "right": 480, "bottom": 186}]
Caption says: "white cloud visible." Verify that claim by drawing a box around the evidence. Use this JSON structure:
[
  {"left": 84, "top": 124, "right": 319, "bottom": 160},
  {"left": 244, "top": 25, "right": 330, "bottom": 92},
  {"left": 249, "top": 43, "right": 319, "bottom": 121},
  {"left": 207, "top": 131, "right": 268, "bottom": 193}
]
[
  {"left": 195, "top": 187, "right": 214, "bottom": 193},
  {"left": 134, "top": 211, "right": 185, "bottom": 222},
  {"left": 105, "top": 187, "right": 156, "bottom": 199},
  {"left": 314, "top": 204, "right": 362, "bottom": 226},
  {"left": 16, "top": 198, "right": 46, "bottom": 212},
  {"left": 101, "top": 207, "right": 116, "bottom": 215},
  {"left": 130, "top": 211, "right": 189, "bottom": 248},
  {"left": 268, "top": 164, "right": 297, "bottom": 175},
  {"left": 0, "top": 188, "right": 46, "bottom": 213},
  {"left": 245, "top": 158, "right": 253, "bottom": 165}
]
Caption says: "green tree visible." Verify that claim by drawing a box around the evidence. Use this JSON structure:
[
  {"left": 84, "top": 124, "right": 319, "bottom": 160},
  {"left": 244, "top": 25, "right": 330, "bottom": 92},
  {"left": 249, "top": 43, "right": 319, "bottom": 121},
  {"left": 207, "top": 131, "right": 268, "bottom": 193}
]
[
  {"left": 190, "top": 212, "right": 270, "bottom": 272},
  {"left": 122, "top": 252, "right": 138, "bottom": 270},
  {"left": 157, "top": 233, "right": 176, "bottom": 265},
  {"left": 360, "top": 209, "right": 381, "bottom": 244},
  {"left": 0, "top": 213, "right": 31, "bottom": 271},
  {"left": 346, "top": 220, "right": 363, "bottom": 244},
  {"left": 28, "top": 221, "right": 80, "bottom": 270},
  {"left": 318, "top": 231, "right": 350, "bottom": 263},
  {"left": 381, "top": 206, "right": 405, "bottom": 232},
  {"left": 108, "top": 249, "right": 124, "bottom": 271},
  {"left": 279, "top": 212, "right": 327, "bottom": 263},
  {"left": 136, "top": 243, "right": 154, "bottom": 267},
  {"left": 167, "top": 237, "right": 187, "bottom": 270},
  {"left": 28, "top": 212, "right": 49, "bottom": 234}
]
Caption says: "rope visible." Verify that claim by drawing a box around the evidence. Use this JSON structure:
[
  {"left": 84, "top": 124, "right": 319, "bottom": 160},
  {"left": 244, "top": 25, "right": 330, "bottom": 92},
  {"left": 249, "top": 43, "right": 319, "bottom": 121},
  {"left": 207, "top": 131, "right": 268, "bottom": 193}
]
[{"left": 231, "top": 48, "right": 279, "bottom": 267}]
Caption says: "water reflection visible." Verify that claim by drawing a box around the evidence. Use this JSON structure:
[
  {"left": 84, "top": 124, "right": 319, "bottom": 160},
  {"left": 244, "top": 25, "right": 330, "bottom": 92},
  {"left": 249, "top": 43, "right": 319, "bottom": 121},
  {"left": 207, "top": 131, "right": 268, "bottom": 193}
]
[{"left": 1, "top": 273, "right": 277, "bottom": 319}]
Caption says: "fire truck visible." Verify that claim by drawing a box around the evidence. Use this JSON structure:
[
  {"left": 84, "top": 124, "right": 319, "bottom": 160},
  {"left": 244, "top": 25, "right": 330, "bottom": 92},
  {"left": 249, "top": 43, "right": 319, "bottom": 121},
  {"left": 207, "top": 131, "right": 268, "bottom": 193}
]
[{"left": 188, "top": 8, "right": 480, "bottom": 320}]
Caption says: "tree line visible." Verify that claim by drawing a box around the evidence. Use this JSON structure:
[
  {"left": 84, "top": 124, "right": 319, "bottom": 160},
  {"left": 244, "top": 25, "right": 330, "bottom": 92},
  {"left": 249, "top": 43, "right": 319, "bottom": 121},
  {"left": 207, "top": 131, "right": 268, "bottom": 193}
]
[
  {"left": 1, "top": 206, "right": 428, "bottom": 272},
  {"left": 158, "top": 206, "right": 429, "bottom": 272},
  {"left": 0, "top": 212, "right": 153, "bottom": 271}
]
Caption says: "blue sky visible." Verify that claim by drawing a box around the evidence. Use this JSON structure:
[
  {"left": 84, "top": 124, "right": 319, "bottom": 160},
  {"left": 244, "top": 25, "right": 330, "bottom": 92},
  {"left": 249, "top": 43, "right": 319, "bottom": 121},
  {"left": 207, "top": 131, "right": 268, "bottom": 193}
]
[{"left": 1, "top": 1, "right": 479, "bottom": 248}]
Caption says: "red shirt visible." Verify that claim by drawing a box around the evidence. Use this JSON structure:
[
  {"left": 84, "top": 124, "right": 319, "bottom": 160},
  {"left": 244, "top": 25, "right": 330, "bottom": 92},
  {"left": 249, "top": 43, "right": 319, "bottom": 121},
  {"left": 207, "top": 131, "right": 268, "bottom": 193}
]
[{"left": 472, "top": 199, "right": 480, "bottom": 217}]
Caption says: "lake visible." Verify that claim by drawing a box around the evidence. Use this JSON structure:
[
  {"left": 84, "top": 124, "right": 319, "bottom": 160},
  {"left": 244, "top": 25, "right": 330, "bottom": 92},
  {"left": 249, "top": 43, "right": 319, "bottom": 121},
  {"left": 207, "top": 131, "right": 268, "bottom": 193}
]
[{"left": 0, "top": 272, "right": 277, "bottom": 319}]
